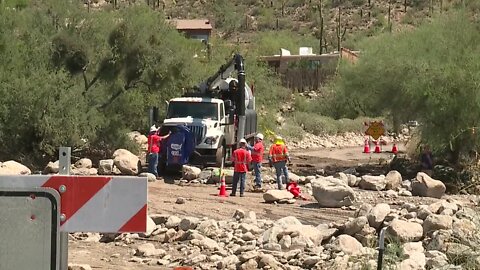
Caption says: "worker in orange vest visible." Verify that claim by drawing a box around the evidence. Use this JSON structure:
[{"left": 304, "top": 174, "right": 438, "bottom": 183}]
[
  {"left": 268, "top": 136, "right": 290, "bottom": 190},
  {"left": 230, "top": 138, "right": 252, "bottom": 197}
]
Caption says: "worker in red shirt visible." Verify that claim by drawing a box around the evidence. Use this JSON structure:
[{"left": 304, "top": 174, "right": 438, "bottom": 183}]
[
  {"left": 230, "top": 138, "right": 252, "bottom": 197},
  {"left": 286, "top": 180, "right": 307, "bottom": 200},
  {"left": 268, "top": 136, "right": 290, "bottom": 190},
  {"left": 147, "top": 125, "right": 171, "bottom": 178},
  {"left": 247, "top": 133, "right": 265, "bottom": 190}
]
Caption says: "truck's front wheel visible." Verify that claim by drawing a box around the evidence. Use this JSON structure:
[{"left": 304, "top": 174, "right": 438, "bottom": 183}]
[{"left": 215, "top": 143, "right": 226, "bottom": 168}]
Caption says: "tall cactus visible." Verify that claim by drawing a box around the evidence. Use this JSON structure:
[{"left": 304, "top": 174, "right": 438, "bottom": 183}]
[
  {"left": 317, "top": 0, "right": 326, "bottom": 54},
  {"left": 336, "top": 6, "right": 347, "bottom": 52}
]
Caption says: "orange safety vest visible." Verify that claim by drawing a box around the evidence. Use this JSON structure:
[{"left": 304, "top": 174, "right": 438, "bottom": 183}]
[
  {"left": 231, "top": 148, "right": 252, "bottom": 172},
  {"left": 269, "top": 144, "right": 288, "bottom": 163}
]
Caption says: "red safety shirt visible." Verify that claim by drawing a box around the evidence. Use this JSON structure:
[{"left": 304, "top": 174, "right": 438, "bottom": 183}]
[
  {"left": 287, "top": 182, "right": 301, "bottom": 198},
  {"left": 251, "top": 141, "right": 264, "bottom": 163},
  {"left": 269, "top": 144, "right": 289, "bottom": 163},
  {"left": 147, "top": 134, "right": 161, "bottom": 154},
  {"left": 231, "top": 148, "right": 252, "bottom": 173}
]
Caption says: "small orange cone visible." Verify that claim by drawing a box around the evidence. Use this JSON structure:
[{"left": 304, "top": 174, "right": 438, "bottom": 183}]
[
  {"left": 218, "top": 174, "right": 228, "bottom": 197},
  {"left": 363, "top": 139, "right": 370, "bottom": 153},
  {"left": 374, "top": 140, "right": 381, "bottom": 153},
  {"left": 391, "top": 143, "right": 398, "bottom": 154}
]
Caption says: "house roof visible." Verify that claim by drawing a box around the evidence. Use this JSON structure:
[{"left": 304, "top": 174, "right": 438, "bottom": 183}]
[{"left": 169, "top": 19, "right": 213, "bottom": 30}]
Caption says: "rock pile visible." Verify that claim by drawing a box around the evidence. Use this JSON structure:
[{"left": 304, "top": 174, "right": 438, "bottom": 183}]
[
  {"left": 41, "top": 149, "right": 142, "bottom": 177},
  {"left": 287, "top": 132, "right": 410, "bottom": 150},
  {"left": 73, "top": 198, "right": 479, "bottom": 270}
]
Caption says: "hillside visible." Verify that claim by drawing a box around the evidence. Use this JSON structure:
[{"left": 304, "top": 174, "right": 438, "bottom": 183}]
[{"left": 86, "top": 0, "right": 474, "bottom": 54}]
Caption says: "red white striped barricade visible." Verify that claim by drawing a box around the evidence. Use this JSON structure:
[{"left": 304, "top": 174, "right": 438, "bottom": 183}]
[{"left": 0, "top": 175, "right": 147, "bottom": 233}]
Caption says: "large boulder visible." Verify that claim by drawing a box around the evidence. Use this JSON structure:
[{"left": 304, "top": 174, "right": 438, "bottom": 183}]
[
  {"left": 197, "top": 219, "right": 219, "bottom": 237},
  {"left": 71, "top": 167, "right": 98, "bottom": 175},
  {"left": 112, "top": 149, "right": 140, "bottom": 175},
  {"left": 139, "top": 172, "right": 156, "bottom": 182},
  {"left": 343, "top": 216, "right": 368, "bottom": 236},
  {"left": 333, "top": 234, "right": 363, "bottom": 255},
  {"left": 358, "top": 175, "right": 386, "bottom": 191},
  {"left": 0, "top": 161, "right": 31, "bottom": 175},
  {"left": 386, "top": 219, "right": 423, "bottom": 242},
  {"left": 43, "top": 160, "right": 59, "bottom": 174},
  {"left": 312, "top": 177, "right": 356, "bottom": 207},
  {"left": 367, "top": 203, "right": 391, "bottom": 229},
  {"left": 127, "top": 131, "right": 148, "bottom": 150},
  {"left": 98, "top": 159, "right": 114, "bottom": 175},
  {"left": 74, "top": 158, "right": 92, "bottom": 169},
  {"left": 411, "top": 172, "right": 446, "bottom": 199},
  {"left": 263, "top": 190, "right": 294, "bottom": 203},
  {"left": 289, "top": 172, "right": 301, "bottom": 182},
  {"left": 423, "top": 214, "right": 453, "bottom": 236},
  {"left": 182, "top": 165, "right": 201, "bottom": 180},
  {"left": 385, "top": 170, "right": 402, "bottom": 190},
  {"left": 281, "top": 225, "right": 324, "bottom": 245}
]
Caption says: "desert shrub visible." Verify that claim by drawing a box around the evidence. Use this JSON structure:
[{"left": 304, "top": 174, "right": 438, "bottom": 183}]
[
  {"left": 279, "top": 119, "right": 305, "bottom": 140},
  {"left": 293, "top": 112, "right": 339, "bottom": 135}
]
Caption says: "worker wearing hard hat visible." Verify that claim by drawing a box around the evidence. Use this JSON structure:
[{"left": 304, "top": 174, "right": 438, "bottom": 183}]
[
  {"left": 247, "top": 133, "right": 265, "bottom": 190},
  {"left": 268, "top": 136, "right": 290, "bottom": 190},
  {"left": 147, "top": 125, "right": 171, "bottom": 178},
  {"left": 230, "top": 138, "right": 252, "bottom": 197}
]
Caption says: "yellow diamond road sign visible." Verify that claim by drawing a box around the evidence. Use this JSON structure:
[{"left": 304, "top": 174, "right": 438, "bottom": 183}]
[{"left": 365, "top": 121, "right": 385, "bottom": 140}]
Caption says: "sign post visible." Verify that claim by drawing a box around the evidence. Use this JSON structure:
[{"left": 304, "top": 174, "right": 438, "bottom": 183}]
[{"left": 58, "top": 147, "right": 71, "bottom": 270}]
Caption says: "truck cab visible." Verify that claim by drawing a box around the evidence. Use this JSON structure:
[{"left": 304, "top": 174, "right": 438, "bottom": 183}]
[{"left": 161, "top": 97, "right": 231, "bottom": 166}]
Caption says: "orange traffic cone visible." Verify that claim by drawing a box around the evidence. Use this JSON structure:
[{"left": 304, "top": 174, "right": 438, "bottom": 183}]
[
  {"left": 218, "top": 174, "right": 228, "bottom": 197},
  {"left": 391, "top": 143, "right": 398, "bottom": 154},
  {"left": 363, "top": 139, "right": 370, "bottom": 154},
  {"left": 374, "top": 141, "right": 381, "bottom": 153}
]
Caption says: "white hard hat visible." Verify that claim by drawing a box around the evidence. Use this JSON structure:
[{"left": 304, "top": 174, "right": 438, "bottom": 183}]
[
  {"left": 150, "top": 125, "right": 158, "bottom": 132},
  {"left": 256, "top": 133, "right": 264, "bottom": 140},
  {"left": 239, "top": 138, "right": 247, "bottom": 144}
]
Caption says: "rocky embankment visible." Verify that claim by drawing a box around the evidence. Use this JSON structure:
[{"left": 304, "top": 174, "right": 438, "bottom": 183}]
[{"left": 69, "top": 195, "right": 480, "bottom": 270}]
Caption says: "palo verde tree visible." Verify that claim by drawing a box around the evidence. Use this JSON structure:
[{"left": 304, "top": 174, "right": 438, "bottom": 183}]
[{"left": 335, "top": 11, "right": 480, "bottom": 165}]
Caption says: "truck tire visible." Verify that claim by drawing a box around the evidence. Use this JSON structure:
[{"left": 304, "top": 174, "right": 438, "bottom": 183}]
[{"left": 215, "top": 143, "right": 226, "bottom": 168}]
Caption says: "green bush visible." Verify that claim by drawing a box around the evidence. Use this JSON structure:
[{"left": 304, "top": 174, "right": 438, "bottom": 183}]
[
  {"left": 351, "top": 0, "right": 366, "bottom": 7},
  {"left": 279, "top": 119, "right": 304, "bottom": 140},
  {"left": 293, "top": 112, "right": 338, "bottom": 135}
]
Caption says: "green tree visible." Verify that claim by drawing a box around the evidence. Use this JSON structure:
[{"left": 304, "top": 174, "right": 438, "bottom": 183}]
[
  {"left": 0, "top": 1, "right": 204, "bottom": 166},
  {"left": 336, "top": 11, "right": 480, "bottom": 164}
]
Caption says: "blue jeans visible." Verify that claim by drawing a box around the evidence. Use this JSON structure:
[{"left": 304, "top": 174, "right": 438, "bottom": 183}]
[
  {"left": 148, "top": 153, "right": 159, "bottom": 177},
  {"left": 273, "top": 161, "right": 289, "bottom": 189},
  {"left": 231, "top": 172, "right": 246, "bottom": 195},
  {"left": 253, "top": 162, "right": 262, "bottom": 187}
]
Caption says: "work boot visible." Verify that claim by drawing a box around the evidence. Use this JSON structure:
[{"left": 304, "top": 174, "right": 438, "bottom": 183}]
[{"left": 230, "top": 193, "right": 236, "bottom": 197}]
